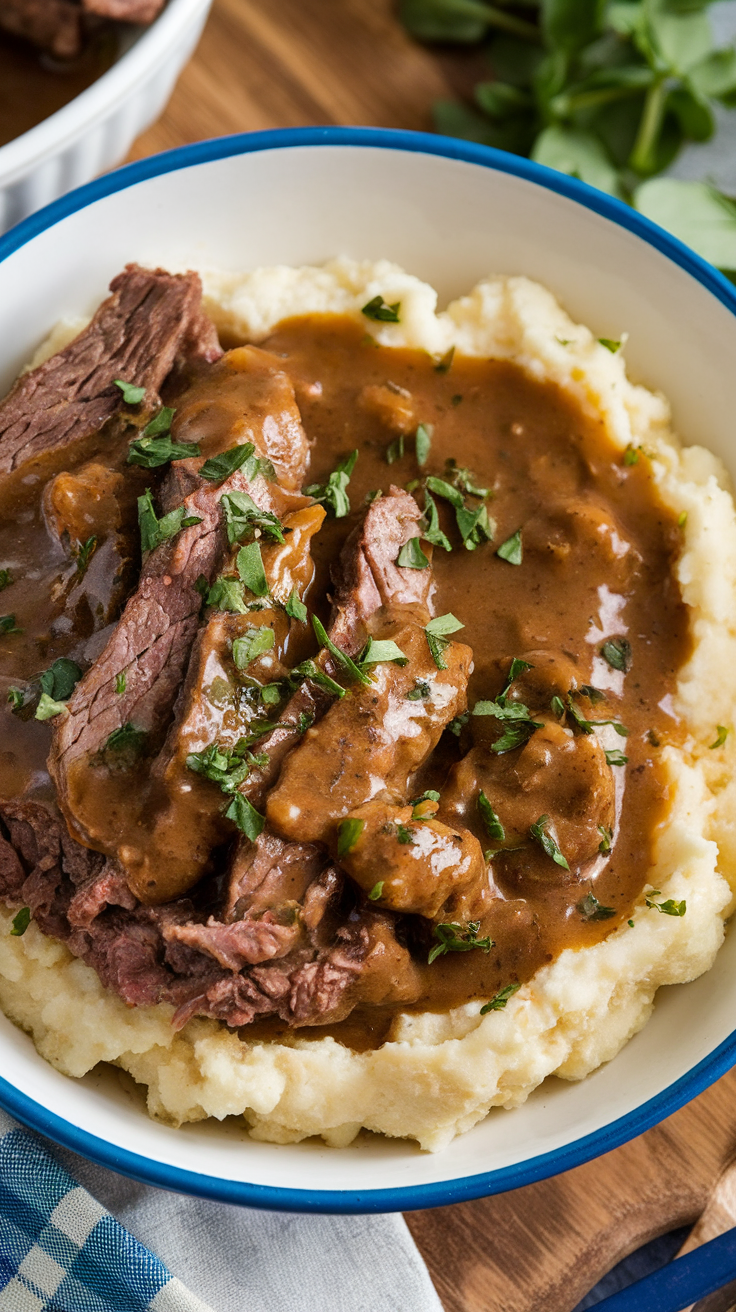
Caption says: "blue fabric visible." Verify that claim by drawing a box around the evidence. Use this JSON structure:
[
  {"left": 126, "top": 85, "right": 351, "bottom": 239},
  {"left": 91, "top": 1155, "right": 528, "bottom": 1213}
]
[{"left": 0, "top": 1121, "right": 210, "bottom": 1312}]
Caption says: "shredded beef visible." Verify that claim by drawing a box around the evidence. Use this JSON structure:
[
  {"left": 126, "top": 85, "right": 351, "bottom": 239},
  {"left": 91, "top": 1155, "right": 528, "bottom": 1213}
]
[
  {"left": 0, "top": 265, "right": 221, "bottom": 477},
  {"left": 82, "top": 0, "right": 165, "bottom": 22}
]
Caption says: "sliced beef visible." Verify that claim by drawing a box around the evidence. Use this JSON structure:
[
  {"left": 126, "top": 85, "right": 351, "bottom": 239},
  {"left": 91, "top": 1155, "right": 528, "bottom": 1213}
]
[
  {"left": 82, "top": 0, "right": 165, "bottom": 22},
  {"left": 0, "top": 265, "right": 221, "bottom": 477},
  {"left": 0, "top": 0, "right": 82, "bottom": 58}
]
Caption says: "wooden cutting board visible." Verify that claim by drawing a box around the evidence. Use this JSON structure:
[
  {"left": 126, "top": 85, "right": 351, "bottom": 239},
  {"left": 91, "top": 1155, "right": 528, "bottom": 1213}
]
[{"left": 125, "top": 3, "right": 736, "bottom": 1306}]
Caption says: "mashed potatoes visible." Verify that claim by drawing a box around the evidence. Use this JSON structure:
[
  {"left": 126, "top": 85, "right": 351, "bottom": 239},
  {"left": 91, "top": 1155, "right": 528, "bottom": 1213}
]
[{"left": 1, "top": 261, "right": 734, "bottom": 1152}]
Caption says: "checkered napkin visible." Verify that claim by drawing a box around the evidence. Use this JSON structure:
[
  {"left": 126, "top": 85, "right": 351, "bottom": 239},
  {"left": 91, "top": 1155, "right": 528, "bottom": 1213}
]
[{"left": 0, "top": 1120, "right": 213, "bottom": 1312}]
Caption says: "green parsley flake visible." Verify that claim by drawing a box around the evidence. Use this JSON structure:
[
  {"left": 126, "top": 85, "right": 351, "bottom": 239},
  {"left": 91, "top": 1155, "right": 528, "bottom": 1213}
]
[
  {"left": 305, "top": 450, "right": 358, "bottom": 519},
  {"left": 137, "top": 488, "right": 202, "bottom": 554},
  {"left": 362, "top": 295, "right": 401, "bottom": 323},
  {"left": 35, "top": 693, "right": 69, "bottom": 721},
  {"left": 645, "top": 890, "right": 686, "bottom": 916},
  {"left": 39, "top": 657, "right": 82, "bottom": 703},
  {"left": 207, "top": 577, "right": 248, "bottom": 614},
  {"left": 115, "top": 672, "right": 126, "bottom": 695},
  {"left": 710, "top": 725, "right": 729, "bottom": 750},
  {"left": 434, "top": 347, "right": 455, "bottom": 374},
  {"left": 415, "top": 423, "right": 433, "bottom": 466},
  {"left": 480, "top": 982, "right": 520, "bottom": 1014},
  {"left": 429, "top": 920, "right": 493, "bottom": 965},
  {"left": 368, "top": 881, "right": 384, "bottom": 901},
  {"left": 200, "top": 443, "right": 256, "bottom": 483},
  {"left": 420, "top": 488, "right": 452, "bottom": 553},
  {"left": 284, "top": 589, "right": 308, "bottom": 623},
  {"left": 221, "top": 489, "right": 285, "bottom": 547},
  {"left": 232, "top": 626, "right": 275, "bottom": 669},
  {"left": 529, "top": 815, "right": 569, "bottom": 869},
  {"left": 0, "top": 569, "right": 12, "bottom": 591},
  {"left": 406, "top": 680, "right": 431, "bottom": 701},
  {"left": 337, "top": 817, "right": 365, "bottom": 858},
  {"left": 114, "top": 379, "right": 146, "bottom": 405},
  {"left": 104, "top": 723, "right": 147, "bottom": 761},
  {"left": 237, "top": 542, "right": 270, "bottom": 598},
  {"left": 260, "top": 684, "right": 281, "bottom": 705},
  {"left": 142, "top": 406, "right": 176, "bottom": 438},
  {"left": 496, "top": 529, "right": 523, "bottom": 565},
  {"left": 127, "top": 434, "right": 200, "bottom": 468},
  {"left": 601, "top": 637, "right": 632, "bottom": 673},
  {"left": 386, "top": 434, "right": 405, "bottom": 464},
  {"left": 397, "top": 537, "right": 429, "bottom": 569},
  {"left": 605, "top": 748, "right": 628, "bottom": 767},
  {"left": 599, "top": 338, "right": 621, "bottom": 353},
  {"left": 0, "top": 615, "right": 22, "bottom": 635},
  {"left": 678, "top": 511, "right": 688, "bottom": 529},
  {"left": 424, "top": 613, "right": 464, "bottom": 670},
  {"left": 10, "top": 907, "right": 31, "bottom": 936},
  {"left": 598, "top": 825, "right": 613, "bottom": 854},
  {"left": 578, "top": 892, "right": 616, "bottom": 921},
  {"left": 7, "top": 687, "right": 25, "bottom": 711},
  {"left": 478, "top": 791, "right": 505, "bottom": 843},
  {"left": 623, "top": 445, "right": 639, "bottom": 466},
  {"left": 74, "top": 536, "right": 97, "bottom": 574},
  {"left": 225, "top": 793, "right": 266, "bottom": 841},
  {"left": 396, "top": 823, "right": 415, "bottom": 845},
  {"left": 312, "top": 614, "right": 372, "bottom": 686},
  {"left": 358, "top": 637, "right": 408, "bottom": 670}
]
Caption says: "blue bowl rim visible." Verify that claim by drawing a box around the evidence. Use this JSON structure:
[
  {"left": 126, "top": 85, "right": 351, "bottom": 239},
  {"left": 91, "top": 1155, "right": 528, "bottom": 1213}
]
[{"left": 2, "top": 124, "right": 736, "bottom": 1214}]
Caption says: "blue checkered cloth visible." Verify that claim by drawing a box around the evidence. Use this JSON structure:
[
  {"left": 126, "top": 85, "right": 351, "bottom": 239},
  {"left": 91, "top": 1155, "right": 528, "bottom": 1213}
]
[{"left": 0, "top": 1121, "right": 212, "bottom": 1312}]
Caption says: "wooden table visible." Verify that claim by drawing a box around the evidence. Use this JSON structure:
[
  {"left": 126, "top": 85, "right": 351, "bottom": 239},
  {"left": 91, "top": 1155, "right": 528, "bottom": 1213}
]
[{"left": 127, "top": 4, "right": 736, "bottom": 1306}]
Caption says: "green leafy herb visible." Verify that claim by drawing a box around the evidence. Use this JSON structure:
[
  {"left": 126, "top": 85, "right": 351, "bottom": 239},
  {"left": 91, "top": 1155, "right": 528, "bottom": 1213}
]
[
  {"left": 225, "top": 793, "right": 266, "bottom": 840},
  {"left": 601, "top": 637, "right": 632, "bottom": 673},
  {"left": 491, "top": 722, "right": 540, "bottom": 753},
  {"left": 2, "top": 613, "right": 24, "bottom": 635},
  {"left": 496, "top": 528, "right": 523, "bottom": 565},
  {"left": 605, "top": 748, "right": 629, "bottom": 767},
  {"left": 412, "top": 789, "right": 441, "bottom": 819},
  {"left": 628, "top": 919, "right": 635, "bottom": 928},
  {"left": 420, "top": 488, "right": 452, "bottom": 553},
  {"left": 362, "top": 295, "right": 401, "bottom": 323},
  {"left": 312, "top": 614, "right": 372, "bottom": 686},
  {"left": 678, "top": 510, "right": 688, "bottom": 529},
  {"left": 114, "top": 379, "right": 146, "bottom": 405},
  {"left": 127, "top": 434, "right": 200, "bottom": 468},
  {"left": 565, "top": 692, "right": 629, "bottom": 738},
  {"left": 578, "top": 892, "right": 616, "bottom": 921},
  {"left": 39, "top": 657, "right": 82, "bottom": 703},
  {"left": 424, "top": 474, "right": 494, "bottom": 550},
  {"left": 397, "top": 536, "right": 430, "bottom": 569},
  {"left": 623, "top": 444, "right": 640, "bottom": 466},
  {"left": 550, "top": 694, "right": 565, "bottom": 718},
  {"left": 406, "top": 679, "right": 431, "bottom": 701},
  {"left": 297, "top": 712, "right": 314, "bottom": 734},
  {"left": 478, "top": 790, "right": 505, "bottom": 842},
  {"left": 480, "top": 982, "right": 521, "bottom": 1015},
  {"left": 473, "top": 696, "right": 543, "bottom": 754},
  {"left": 445, "top": 459, "right": 490, "bottom": 499},
  {"left": 368, "top": 881, "right": 384, "bottom": 901},
  {"left": 645, "top": 890, "right": 687, "bottom": 916},
  {"left": 137, "top": 488, "right": 202, "bottom": 554},
  {"left": 237, "top": 542, "right": 270, "bottom": 598},
  {"left": 207, "top": 577, "right": 248, "bottom": 614},
  {"left": 434, "top": 346, "right": 455, "bottom": 373},
  {"left": 580, "top": 685, "right": 605, "bottom": 704},
  {"left": 290, "top": 658, "right": 346, "bottom": 699},
  {"left": 10, "top": 907, "right": 31, "bottom": 936},
  {"left": 428, "top": 920, "right": 493, "bottom": 965},
  {"left": 386, "top": 434, "right": 405, "bottom": 464},
  {"left": 142, "top": 406, "right": 176, "bottom": 438},
  {"left": 397, "top": 823, "right": 415, "bottom": 845},
  {"left": 448, "top": 711, "right": 469, "bottom": 736},
  {"left": 599, "top": 338, "right": 621, "bottom": 353},
  {"left": 284, "top": 589, "right": 308, "bottom": 623},
  {"left": 260, "top": 684, "right": 281, "bottom": 705},
  {"left": 305, "top": 450, "right": 358, "bottom": 519},
  {"left": 7, "top": 687, "right": 26, "bottom": 711},
  {"left": 0, "top": 569, "right": 12, "bottom": 591},
  {"left": 186, "top": 742, "right": 250, "bottom": 793},
  {"left": 221, "top": 490, "right": 285, "bottom": 547},
  {"left": 74, "top": 536, "right": 97, "bottom": 575},
  {"left": 598, "top": 825, "right": 613, "bottom": 854},
  {"left": 115, "top": 672, "right": 126, "bottom": 695},
  {"left": 358, "top": 637, "right": 409, "bottom": 669},
  {"left": 424, "top": 612, "right": 464, "bottom": 669},
  {"left": 232, "top": 626, "right": 275, "bottom": 668},
  {"left": 529, "top": 814, "right": 569, "bottom": 869},
  {"left": 337, "top": 817, "right": 365, "bottom": 858},
  {"left": 199, "top": 442, "right": 256, "bottom": 483},
  {"left": 415, "top": 423, "right": 433, "bottom": 465},
  {"left": 35, "top": 693, "right": 68, "bottom": 720},
  {"left": 500, "top": 658, "right": 533, "bottom": 697},
  {"left": 710, "top": 725, "right": 729, "bottom": 749},
  {"left": 105, "top": 722, "right": 147, "bottom": 759}
]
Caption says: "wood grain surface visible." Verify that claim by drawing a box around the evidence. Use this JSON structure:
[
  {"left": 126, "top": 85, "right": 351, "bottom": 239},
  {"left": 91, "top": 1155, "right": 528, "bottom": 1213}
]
[{"left": 126, "top": 4, "right": 736, "bottom": 1308}]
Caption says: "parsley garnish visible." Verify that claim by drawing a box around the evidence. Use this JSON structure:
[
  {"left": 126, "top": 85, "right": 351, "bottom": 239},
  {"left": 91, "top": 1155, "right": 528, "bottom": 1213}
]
[
  {"left": 10, "top": 907, "right": 31, "bottom": 936},
  {"left": 425, "top": 475, "right": 494, "bottom": 551},
  {"left": 232, "top": 626, "right": 275, "bottom": 669},
  {"left": 445, "top": 459, "right": 489, "bottom": 499},
  {"left": 678, "top": 511, "right": 688, "bottom": 529},
  {"left": 284, "top": 589, "right": 308, "bottom": 623},
  {"left": 599, "top": 338, "right": 621, "bottom": 354},
  {"left": 128, "top": 434, "right": 200, "bottom": 468},
  {"left": 578, "top": 892, "right": 616, "bottom": 921},
  {"left": 114, "top": 379, "right": 146, "bottom": 405},
  {"left": 605, "top": 748, "right": 628, "bottom": 767},
  {"left": 7, "top": 687, "right": 25, "bottom": 711},
  {"left": 645, "top": 890, "right": 686, "bottom": 916},
  {"left": 368, "top": 881, "right": 384, "bottom": 901},
  {"left": 142, "top": 406, "right": 176, "bottom": 438},
  {"left": 434, "top": 346, "right": 455, "bottom": 374},
  {"left": 415, "top": 423, "right": 433, "bottom": 465},
  {"left": 237, "top": 542, "right": 270, "bottom": 598},
  {"left": 312, "top": 614, "right": 372, "bottom": 686},
  {"left": 472, "top": 695, "right": 543, "bottom": 755},
  {"left": 207, "top": 577, "right": 248, "bottom": 614},
  {"left": 0, "top": 569, "right": 12, "bottom": 591},
  {"left": 35, "top": 693, "right": 68, "bottom": 721},
  {"left": 105, "top": 723, "right": 147, "bottom": 759},
  {"left": 386, "top": 434, "right": 405, "bottom": 464},
  {"left": 565, "top": 692, "right": 628, "bottom": 738},
  {"left": 598, "top": 825, "right": 613, "bottom": 854},
  {"left": 623, "top": 445, "right": 639, "bottom": 466},
  {"left": 137, "top": 488, "right": 202, "bottom": 554},
  {"left": 290, "top": 658, "right": 345, "bottom": 699},
  {"left": 362, "top": 295, "right": 401, "bottom": 323},
  {"left": 480, "top": 982, "right": 520, "bottom": 1014},
  {"left": 225, "top": 793, "right": 265, "bottom": 841},
  {"left": 74, "top": 536, "right": 97, "bottom": 574},
  {"left": 220, "top": 490, "right": 285, "bottom": 547},
  {"left": 710, "top": 725, "right": 729, "bottom": 750},
  {"left": 529, "top": 815, "right": 569, "bottom": 869},
  {"left": 397, "top": 537, "right": 429, "bottom": 569},
  {"left": 406, "top": 680, "right": 431, "bottom": 701},
  {"left": 260, "top": 684, "right": 281, "bottom": 705},
  {"left": 420, "top": 488, "right": 452, "bottom": 552},
  {"left": 397, "top": 823, "right": 415, "bottom": 845},
  {"left": 357, "top": 637, "right": 408, "bottom": 670},
  {"left": 601, "top": 637, "right": 632, "bottom": 673},
  {"left": 39, "top": 657, "right": 82, "bottom": 703},
  {"left": 424, "top": 613, "right": 464, "bottom": 669},
  {"left": 337, "top": 817, "right": 365, "bottom": 858},
  {"left": 428, "top": 921, "right": 493, "bottom": 964},
  {"left": 550, "top": 694, "right": 565, "bottom": 718},
  {"left": 447, "top": 711, "right": 469, "bottom": 736},
  {"left": 0, "top": 615, "right": 22, "bottom": 635},
  {"left": 199, "top": 443, "right": 257, "bottom": 483},
  {"left": 115, "top": 672, "right": 126, "bottom": 695},
  {"left": 305, "top": 450, "right": 358, "bottom": 519},
  {"left": 496, "top": 529, "right": 523, "bottom": 565},
  {"left": 478, "top": 791, "right": 505, "bottom": 842},
  {"left": 187, "top": 742, "right": 251, "bottom": 793}
]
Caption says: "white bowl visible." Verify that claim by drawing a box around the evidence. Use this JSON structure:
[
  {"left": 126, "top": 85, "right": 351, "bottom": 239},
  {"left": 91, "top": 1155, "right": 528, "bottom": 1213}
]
[
  {"left": 0, "top": 0, "right": 212, "bottom": 234},
  {"left": 1, "top": 128, "right": 736, "bottom": 1213}
]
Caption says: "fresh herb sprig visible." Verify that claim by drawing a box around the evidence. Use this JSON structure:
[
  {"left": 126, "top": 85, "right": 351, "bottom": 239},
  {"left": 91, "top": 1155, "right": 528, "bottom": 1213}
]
[{"left": 428, "top": 920, "right": 493, "bottom": 964}]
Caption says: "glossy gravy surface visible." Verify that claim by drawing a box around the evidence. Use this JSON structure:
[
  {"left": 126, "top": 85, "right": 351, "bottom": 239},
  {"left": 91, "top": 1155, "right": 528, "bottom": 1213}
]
[{"left": 0, "top": 315, "right": 690, "bottom": 1047}]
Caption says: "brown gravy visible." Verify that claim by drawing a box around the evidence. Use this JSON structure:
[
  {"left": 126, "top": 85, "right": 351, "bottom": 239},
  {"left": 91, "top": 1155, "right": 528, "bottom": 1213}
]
[
  {"left": 0, "top": 31, "right": 115, "bottom": 148},
  {"left": 0, "top": 314, "right": 690, "bottom": 1047}
]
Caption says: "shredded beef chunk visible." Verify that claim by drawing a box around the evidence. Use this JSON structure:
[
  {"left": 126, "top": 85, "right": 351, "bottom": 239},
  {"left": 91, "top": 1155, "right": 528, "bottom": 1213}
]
[
  {"left": 0, "top": 265, "right": 221, "bottom": 477},
  {"left": 82, "top": 0, "right": 165, "bottom": 22},
  {"left": 0, "top": 0, "right": 82, "bottom": 58}
]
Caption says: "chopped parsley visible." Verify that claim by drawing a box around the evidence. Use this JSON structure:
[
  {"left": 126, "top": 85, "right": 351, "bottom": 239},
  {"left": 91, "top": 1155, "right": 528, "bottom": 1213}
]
[
  {"left": 128, "top": 434, "right": 200, "bottom": 468},
  {"left": 10, "top": 907, "right": 31, "bottom": 936},
  {"left": 0, "top": 569, "right": 12, "bottom": 591},
  {"left": 598, "top": 825, "right": 613, "bottom": 854},
  {"left": 397, "top": 537, "right": 429, "bottom": 569},
  {"left": 424, "top": 613, "right": 464, "bottom": 670},
  {"left": 137, "top": 488, "right": 202, "bottom": 554},
  {"left": 35, "top": 693, "right": 69, "bottom": 721},
  {"left": 406, "top": 680, "right": 431, "bottom": 701},
  {"left": 115, "top": 672, "right": 126, "bottom": 695},
  {"left": 104, "top": 722, "right": 147, "bottom": 761},
  {"left": 472, "top": 696, "right": 543, "bottom": 755},
  {"left": 434, "top": 346, "right": 455, "bottom": 374},
  {"left": 337, "top": 817, "right": 365, "bottom": 858},
  {"left": 0, "top": 615, "right": 22, "bottom": 635},
  {"left": 368, "top": 881, "right": 384, "bottom": 901},
  {"left": 290, "top": 658, "right": 345, "bottom": 699},
  {"left": 114, "top": 378, "right": 146, "bottom": 405},
  {"left": 207, "top": 577, "right": 248, "bottom": 614},
  {"left": 186, "top": 742, "right": 250, "bottom": 793},
  {"left": 199, "top": 442, "right": 258, "bottom": 483},
  {"left": 142, "top": 406, "right": 176, "bottom": 438},
  {"left": 220, "top": 490, "right": 285, "bottom": 547},
  {"left": 599, "top": 338, "right": 621, "bottom": 353},
  {"left": 305, "top": 450, "right": 358, "bottom": 519},
  {"left": 601, "top": 637, "right": 632, "bottom": 673},
  {"left": 357, "top": 637, "right": 408, "bottom": 670},
  {"left": 7, "top": 687, "right": 26, "bottom": 711},
  {"left": 284, "top": 589, "right": 308, "bottom": 623},
  {"left": 39, "top": 657, "right": 82, "bottom": 703},
  {"left": 496, "top": 529, "right": 523, "bottom": 565},
  {"left": 579, "top": 684, "right": 605, "bottom": 703},
  {"left": 237, "top": 541, "right": 270, "bottom": 597},
  {"left": 232, "top": 626, "right": 275, "bottom": 669},
  {"left": 386, "top": 434, "right": 405, "bottom": 464},
  {"left": 313, "top": 614, "right": 372, "bottom": 686},
  {"left": 225, "top": 793, "right": 266, "bottom": 841},
  {"left": 678, "top": 511, "right": 688, "bottom": 529},
  {"left": 260, "top": 684, "right": 281, "bottom": 705},
  {"left": 74, "top": 536, "right": 97, "bottom": 574},
  {"left": 396, "top": 823, "right": 414, "bottom": 845},
  {"left": 480, "top": 982, "right": 520, "bottom": 1014},
  {"left": 529, "top": 815, "right": 569, "bottom": 870},
  {"left": 710, "top": 725, "right": 729, "bottom": 750},
  {"left": 565, "top": 692, "right": 628, "bottom": 738},
  {"left": 415, "top": 423, "right": 433, "bottom": 465},
  {"left": 428, "top": 920, "right": 493, "bottom": 965},
  {"left": 605, "top": 748, "right": 628, "bottom": 767},
  {"left": 623, "top": 445, "right": 640, "bottom": 466},
  {"left": 361, "top": 295, "right": 401, "bottom": 323},
  {"left": 550, "top": 694, "right": 565, "bottom": 718},
  {"left": 420, "top": 488, "right": 452, "bottom": 553},
  {"left": 447, "top": 711, "right": 469, "bottom": 736},
  {"left": 425, "top": 475, "right": 494, "bottom": 551},
  {"left": 445, "top": 459, "right": 490, "bottom": 500},
  {"left": 478, "top": 791, "right": 505, "bottom": 843},
  {"left": 578, "top": 892, "right": 616, "bottom": 921},
  {"left": 645, "top": 890, "right": 687, "bottom": 916}
]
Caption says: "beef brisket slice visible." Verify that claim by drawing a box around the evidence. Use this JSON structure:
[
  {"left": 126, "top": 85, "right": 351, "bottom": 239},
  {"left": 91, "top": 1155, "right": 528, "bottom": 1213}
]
[{"left": 0, "top": 265, "right": 221, "bottom": 477}]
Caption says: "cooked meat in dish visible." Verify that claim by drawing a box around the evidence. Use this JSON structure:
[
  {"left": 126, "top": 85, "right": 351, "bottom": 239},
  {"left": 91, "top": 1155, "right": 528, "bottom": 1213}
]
[
  {"left": 0, "top": 0, "right": 165, "bottom": 60},
  {"left": 0, "top": 272, "right": 690, "bottom": 1043}
]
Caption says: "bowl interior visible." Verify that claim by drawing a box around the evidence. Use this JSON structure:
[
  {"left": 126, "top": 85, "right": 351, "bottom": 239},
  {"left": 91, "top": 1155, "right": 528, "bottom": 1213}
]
[{"left": 1, "top": 135, "right": 735, "bottom": 1210}]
